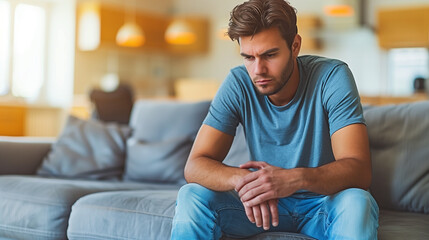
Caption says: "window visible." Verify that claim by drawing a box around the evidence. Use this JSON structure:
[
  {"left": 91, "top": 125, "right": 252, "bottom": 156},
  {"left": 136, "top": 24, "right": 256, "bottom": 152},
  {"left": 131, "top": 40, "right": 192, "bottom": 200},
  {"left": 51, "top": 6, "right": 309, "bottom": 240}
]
[
  {"left": 387, "top": 48, "right": 429, "bottom": 96},
  {"left": 0, "top": 0, "right": 47, "bottom": 101},
  {"left": 12, "top": 3, "right": 46, "bottom": 99},
  {"left": 0, "top": 0, "right": 10, "bottom": 95}
]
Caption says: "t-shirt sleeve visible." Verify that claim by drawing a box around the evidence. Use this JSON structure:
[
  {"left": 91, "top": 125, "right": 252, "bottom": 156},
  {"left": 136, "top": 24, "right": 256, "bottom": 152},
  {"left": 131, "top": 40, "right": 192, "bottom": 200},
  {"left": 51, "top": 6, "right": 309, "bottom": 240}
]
[
  {"left": 322, "top": 63, "right": 365, "bottom": 136},
  {"left": 203, "top": 71, "right": 242, "bottom": 136}
]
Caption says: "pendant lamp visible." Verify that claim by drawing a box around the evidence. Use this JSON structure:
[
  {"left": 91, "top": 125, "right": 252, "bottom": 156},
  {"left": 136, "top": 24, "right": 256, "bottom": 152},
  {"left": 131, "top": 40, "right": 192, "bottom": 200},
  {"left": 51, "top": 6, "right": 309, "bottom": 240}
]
[
  {"left": 116, "top": 0, "right": 145, "bottom": 47},
  {"left": 324, "top": 0, "right": 355, "bottom": 17},
  {"left": 165, "top": 19, "right": 196, "bottom": 45}
]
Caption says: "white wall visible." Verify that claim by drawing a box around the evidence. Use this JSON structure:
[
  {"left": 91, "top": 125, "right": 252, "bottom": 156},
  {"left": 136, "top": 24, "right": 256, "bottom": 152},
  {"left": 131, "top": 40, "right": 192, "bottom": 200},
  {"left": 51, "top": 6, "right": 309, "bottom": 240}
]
[
  {"left": 46, "top": 0, "right": 76, "bottom": 107},
  {"left": 171, "top": 0, "right": 244, "bottom": 82}
]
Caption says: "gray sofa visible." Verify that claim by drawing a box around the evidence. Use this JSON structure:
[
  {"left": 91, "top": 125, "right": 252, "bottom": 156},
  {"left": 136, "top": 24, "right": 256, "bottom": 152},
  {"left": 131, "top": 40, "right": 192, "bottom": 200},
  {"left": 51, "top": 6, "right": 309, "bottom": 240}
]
[{"left": 0, "top": 99, "right": 428, "bottom": 240}]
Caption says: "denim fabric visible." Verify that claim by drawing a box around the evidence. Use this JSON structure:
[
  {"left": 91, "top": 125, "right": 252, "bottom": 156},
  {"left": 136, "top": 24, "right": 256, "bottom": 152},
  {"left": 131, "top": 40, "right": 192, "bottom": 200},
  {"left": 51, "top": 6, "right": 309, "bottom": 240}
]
[
  {"left": 67, "top": 190, "right": 180, "bottom": 240},
  {"left": 0, "top": 176, "right": 179, "bottom": 240},
  {"left": 171, "top": 183, "right": 379, "bottom": 240}
]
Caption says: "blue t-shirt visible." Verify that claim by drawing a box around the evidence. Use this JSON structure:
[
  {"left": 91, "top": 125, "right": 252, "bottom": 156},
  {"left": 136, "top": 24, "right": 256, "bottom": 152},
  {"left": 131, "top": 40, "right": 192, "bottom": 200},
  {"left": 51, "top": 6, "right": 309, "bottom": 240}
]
[{"left": 203, "top": 55, "right": 364, "bottom": 169}]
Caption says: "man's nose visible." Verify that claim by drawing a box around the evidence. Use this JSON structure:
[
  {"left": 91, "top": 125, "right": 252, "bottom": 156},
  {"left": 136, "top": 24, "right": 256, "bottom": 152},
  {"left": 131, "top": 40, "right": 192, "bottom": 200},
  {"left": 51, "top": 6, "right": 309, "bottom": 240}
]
[{"left": 253, "top": 59, "right": 267, "bottom": 75}]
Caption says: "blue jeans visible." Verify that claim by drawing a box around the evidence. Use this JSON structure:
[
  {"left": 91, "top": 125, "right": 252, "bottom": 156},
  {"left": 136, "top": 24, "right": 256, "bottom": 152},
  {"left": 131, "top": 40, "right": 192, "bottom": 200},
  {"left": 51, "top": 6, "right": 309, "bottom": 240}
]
[{"left": 171, "top": 183, "right": 379, "bottom": 240}]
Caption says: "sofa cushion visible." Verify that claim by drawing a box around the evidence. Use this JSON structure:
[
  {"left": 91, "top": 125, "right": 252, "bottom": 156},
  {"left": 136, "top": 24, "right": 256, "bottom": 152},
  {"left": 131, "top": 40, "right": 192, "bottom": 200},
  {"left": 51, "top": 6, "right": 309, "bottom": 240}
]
[
  {"left": 124, "top": 100, "right": 210, "bottom": 184},
  {"left": 221, "top": 232, "right": 316, "bottom": 240},
  {"left": 364, "top": 101, "right": 429, "bottom": 214},
  {"left": 378, "top": 209, "right": 429, "bottom": 239},
  {"left": 124, "top": 137, "right": 193, "bottom": 184},
  {"left": 223, "top": 124, "right": 251, "bottom": 167},
  {"left": 68, "top": 190, "right": 179, "bottom": 240},
  {"left": 37, "top": 115, "right": 131, "bottom": 180},
  {"left": 0, "top": 175, "right": 179, "bottom": 240},
  {"left": 129, "top": 100, "right": 210, "bottom": 142},
  {"left": 67, "top": 190, "right": 315, "bottom": 240}
]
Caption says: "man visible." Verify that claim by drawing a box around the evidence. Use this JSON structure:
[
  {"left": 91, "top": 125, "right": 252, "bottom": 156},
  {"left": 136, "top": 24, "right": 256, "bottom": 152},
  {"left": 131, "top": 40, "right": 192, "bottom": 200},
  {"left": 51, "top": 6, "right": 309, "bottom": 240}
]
[{"left": 171, "top": 0, "right": 379, "bottom": 239}]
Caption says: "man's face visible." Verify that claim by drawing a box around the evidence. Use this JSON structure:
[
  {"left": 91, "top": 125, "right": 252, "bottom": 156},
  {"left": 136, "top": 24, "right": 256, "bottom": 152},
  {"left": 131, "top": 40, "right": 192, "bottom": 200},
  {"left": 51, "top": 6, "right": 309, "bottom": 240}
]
[{"left": 240, "top": 27, "right": 295, "bottom": 97}]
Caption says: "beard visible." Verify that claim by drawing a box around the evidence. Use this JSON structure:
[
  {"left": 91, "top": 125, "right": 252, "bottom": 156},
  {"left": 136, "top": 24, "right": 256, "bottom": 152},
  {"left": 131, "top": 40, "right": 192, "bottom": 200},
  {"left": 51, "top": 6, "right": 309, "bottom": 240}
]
[{"left": 252, "top": 52, "right": 294, "bottom": 96}]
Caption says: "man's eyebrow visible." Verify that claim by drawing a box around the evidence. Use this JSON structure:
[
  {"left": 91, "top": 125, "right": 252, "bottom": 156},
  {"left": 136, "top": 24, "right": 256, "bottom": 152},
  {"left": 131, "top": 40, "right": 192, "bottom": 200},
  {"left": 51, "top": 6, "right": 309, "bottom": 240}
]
[
  {"left": 261, "top": 48, "right": 280, "bottom": 56},
  {"left": 240, "top": 48, "right": 280, "bottom": 58},
  {"left": 240, "top": 52, "right": 252, "bottom": 58}
]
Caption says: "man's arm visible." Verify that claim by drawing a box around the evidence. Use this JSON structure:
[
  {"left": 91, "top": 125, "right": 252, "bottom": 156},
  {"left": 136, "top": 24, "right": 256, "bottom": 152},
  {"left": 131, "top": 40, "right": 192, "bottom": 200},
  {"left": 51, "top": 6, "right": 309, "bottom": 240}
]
[
  {"left": 184, "top": 124, "right": 249, "bottom": 191},
  {"left": 237, "top": 123, "right": 372, "bottom": 207},
  {"left": 185, "top": 124, "right": 280, "bottom": 230},
  {"left": 304, "top": 123, "right": 372, "bottom": 193}
]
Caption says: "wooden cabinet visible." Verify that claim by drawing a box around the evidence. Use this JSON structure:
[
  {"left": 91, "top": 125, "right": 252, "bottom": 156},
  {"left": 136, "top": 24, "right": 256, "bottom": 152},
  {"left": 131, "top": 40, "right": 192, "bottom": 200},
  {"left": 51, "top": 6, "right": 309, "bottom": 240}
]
[
  {"left": 78, "top": 3, "right": 209, "bottom": 54},
  {"left": 377, "top": 6, "right": 429, "bottom": 48},
  {"left": 0, "top": 105, "right": 26, "bottom": 136},
  {"left": 166, "top": 17, "right": 210, "bottom": 55},
  {"left": 0, "top": 104, "right": 65, "bottom": 137},
  {"left": 297, "top": 15, "right": 322, "bottom": 52},
  {"left": 99, "top": 6, "right": 169, "bottom": 51}
]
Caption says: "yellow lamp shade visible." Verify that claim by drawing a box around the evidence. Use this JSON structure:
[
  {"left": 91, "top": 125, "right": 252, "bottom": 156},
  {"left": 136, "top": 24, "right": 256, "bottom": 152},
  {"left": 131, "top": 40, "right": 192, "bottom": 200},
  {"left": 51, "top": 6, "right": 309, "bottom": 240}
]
[
  {"left": 116, "top": 22, "right": 145, "bottom": 47},
  {"left": 165, "top": 19, "right": 196, "bottom": 45},
  {"left": 324, "top": 5, "right": 355, "bottom": 17}
]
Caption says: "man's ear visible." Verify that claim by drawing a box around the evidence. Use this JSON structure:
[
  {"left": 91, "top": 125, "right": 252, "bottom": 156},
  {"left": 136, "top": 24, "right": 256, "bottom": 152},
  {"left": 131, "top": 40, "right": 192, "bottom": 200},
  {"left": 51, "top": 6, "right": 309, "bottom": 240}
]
[{"left": 292, "top": 34, "right": 301, "bottom": 57}]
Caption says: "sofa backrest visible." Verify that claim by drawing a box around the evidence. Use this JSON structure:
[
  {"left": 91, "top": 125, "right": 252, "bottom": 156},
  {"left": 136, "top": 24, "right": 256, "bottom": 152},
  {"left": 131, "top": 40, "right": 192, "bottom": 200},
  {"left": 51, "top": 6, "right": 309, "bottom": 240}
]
[
  {"left": 364, "top": 101, "right": 429, "bottom": 214},
  {"left": 222, "top": 124, "right": 251, "bottom": 167}
]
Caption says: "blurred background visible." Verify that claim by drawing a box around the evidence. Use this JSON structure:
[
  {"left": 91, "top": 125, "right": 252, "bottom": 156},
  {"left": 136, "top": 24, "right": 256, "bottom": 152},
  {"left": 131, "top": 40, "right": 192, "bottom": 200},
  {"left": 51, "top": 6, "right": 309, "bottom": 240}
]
[{"left": 1, "top": 0, "right": 429, "bottom": 137}]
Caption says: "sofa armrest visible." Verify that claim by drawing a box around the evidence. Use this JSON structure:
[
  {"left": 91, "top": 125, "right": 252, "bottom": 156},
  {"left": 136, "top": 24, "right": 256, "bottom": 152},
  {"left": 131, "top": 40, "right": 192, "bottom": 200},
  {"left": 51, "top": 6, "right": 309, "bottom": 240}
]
[{"left": 0, "top": 137, "right": 54, "bottom": 175}]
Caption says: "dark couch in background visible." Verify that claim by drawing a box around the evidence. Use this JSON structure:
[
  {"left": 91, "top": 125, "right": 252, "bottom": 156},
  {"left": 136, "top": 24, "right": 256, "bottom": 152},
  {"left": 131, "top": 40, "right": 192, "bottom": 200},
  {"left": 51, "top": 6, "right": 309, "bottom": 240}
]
[{"left": 0, "top": 99, "right": 428, "bottom": 239}]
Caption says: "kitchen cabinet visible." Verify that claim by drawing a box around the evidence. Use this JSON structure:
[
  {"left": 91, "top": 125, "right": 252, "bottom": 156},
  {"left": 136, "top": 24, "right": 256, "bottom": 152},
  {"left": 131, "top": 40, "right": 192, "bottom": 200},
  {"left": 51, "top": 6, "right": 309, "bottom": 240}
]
[
  {"left": 0, "top": 105, "right": 26, "bottom": 136},
  {"left": 378, "top": 6, "right": 429, "bottom": 48},
  {"left": 77, "top": 2, "right": 209, "bottom": 54}
]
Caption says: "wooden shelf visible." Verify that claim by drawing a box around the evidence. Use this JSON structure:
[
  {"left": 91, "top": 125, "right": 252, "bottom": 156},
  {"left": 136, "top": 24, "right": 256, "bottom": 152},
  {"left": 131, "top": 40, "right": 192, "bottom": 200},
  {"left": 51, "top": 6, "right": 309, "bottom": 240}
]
[
  {"left": 361, "top": 94, "right": 429, "bottom": 106},
  {"left": 77, "top": 2, "right": 209, "bottom": 54},
  {"left": 0, "top": 105, "right": 26, "bottom": 136},
  {"left": 297, "top": 15, "right": 322, "bottom": 52}
]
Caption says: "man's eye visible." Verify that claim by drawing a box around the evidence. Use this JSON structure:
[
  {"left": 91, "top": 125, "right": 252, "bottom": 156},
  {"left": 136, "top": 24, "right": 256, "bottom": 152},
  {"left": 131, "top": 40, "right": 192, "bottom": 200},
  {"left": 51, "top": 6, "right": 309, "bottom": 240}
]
[
  {"left": 266, "top": 53, "right": 276, "bottom": 58},
  {"left": 244, "top": 56, "right": 254, "bottom": 61}
]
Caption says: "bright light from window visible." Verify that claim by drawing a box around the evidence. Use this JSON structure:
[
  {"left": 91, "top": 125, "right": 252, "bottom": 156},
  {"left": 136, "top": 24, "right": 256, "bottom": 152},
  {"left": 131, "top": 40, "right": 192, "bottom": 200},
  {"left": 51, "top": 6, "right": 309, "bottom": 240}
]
[
  {"left": 388, "top": 48, "right": 429, "bottom": 96},
  {"left": 78, "top": 1, "right": 100, "bottom": 51},
  {"left": 0, "top": 0, "right": 10, "bottom": 95},
  {"left": 12, "top": 3, "right": 46, "bottom": 100}
]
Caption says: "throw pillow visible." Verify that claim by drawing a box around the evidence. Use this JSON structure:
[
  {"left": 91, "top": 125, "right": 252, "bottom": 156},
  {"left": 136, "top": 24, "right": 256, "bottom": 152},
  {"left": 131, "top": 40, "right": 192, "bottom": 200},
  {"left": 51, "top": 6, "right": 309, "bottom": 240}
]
[
  {"left": 124, "top": 137, "right": 193, "bottom": 184},
  {"left": 123, "top": 100, "right": 210, "bottom": 184},
  {"left": 129, "top": 100, "right": 211, "bottom": 142},
  {"left": 37, "top": 115, "right": 132, "bottom": 180}
]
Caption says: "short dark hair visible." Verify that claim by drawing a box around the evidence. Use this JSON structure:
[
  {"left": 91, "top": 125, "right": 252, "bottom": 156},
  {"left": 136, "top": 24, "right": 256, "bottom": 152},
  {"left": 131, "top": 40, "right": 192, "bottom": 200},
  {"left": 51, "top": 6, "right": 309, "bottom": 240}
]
[{"left": 227, "top": 0, "right": 297, "bottom": 48}]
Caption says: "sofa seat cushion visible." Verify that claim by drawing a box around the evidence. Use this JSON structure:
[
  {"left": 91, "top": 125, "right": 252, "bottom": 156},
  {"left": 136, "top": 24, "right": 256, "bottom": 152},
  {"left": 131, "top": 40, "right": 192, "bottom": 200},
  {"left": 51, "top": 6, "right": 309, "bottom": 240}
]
[
  {"left": 221, "top": 232, "right": 315, "bottom": 240},
  {"left": 378, "top": 209, "right": 429, "bottom": 239},
  {"left": 68, "top": 190, "right": 315, "bottom": 240},
  {"left": 0, "top": 176, "right": 180, "bottom": 240},
  {"left": 68, "top": 190, "right": 178, "bottom": 240}
]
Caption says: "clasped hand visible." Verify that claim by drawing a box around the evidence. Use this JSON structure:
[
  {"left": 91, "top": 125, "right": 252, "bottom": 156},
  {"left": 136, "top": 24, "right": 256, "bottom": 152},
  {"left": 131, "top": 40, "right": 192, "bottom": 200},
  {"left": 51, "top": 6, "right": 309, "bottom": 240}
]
[{"left": 235, "top": 161, "right": 297, "bottom": 230}]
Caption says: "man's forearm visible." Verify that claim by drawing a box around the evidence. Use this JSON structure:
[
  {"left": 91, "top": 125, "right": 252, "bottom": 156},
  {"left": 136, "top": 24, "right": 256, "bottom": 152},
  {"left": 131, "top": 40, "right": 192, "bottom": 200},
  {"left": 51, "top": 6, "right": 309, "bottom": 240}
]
[
  {"left": 184, "top": 156, "right": 250, "bottom": 192},
  {"left": 300, "top": 157, "right": 372, "bottom": 196}
]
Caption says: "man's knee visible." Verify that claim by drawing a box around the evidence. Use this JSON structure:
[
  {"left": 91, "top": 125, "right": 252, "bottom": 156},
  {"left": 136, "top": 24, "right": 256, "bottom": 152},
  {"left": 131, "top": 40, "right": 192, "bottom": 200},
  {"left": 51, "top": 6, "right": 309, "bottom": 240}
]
[
  {"left": 333, "top": 188, "right": 378, "bottom": 215},
  {"left": 324, "top": 188, "right": 379, "bottom": 239},
  {"left": 177, "top": 183, "right": 214, "bottom": 206}
]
